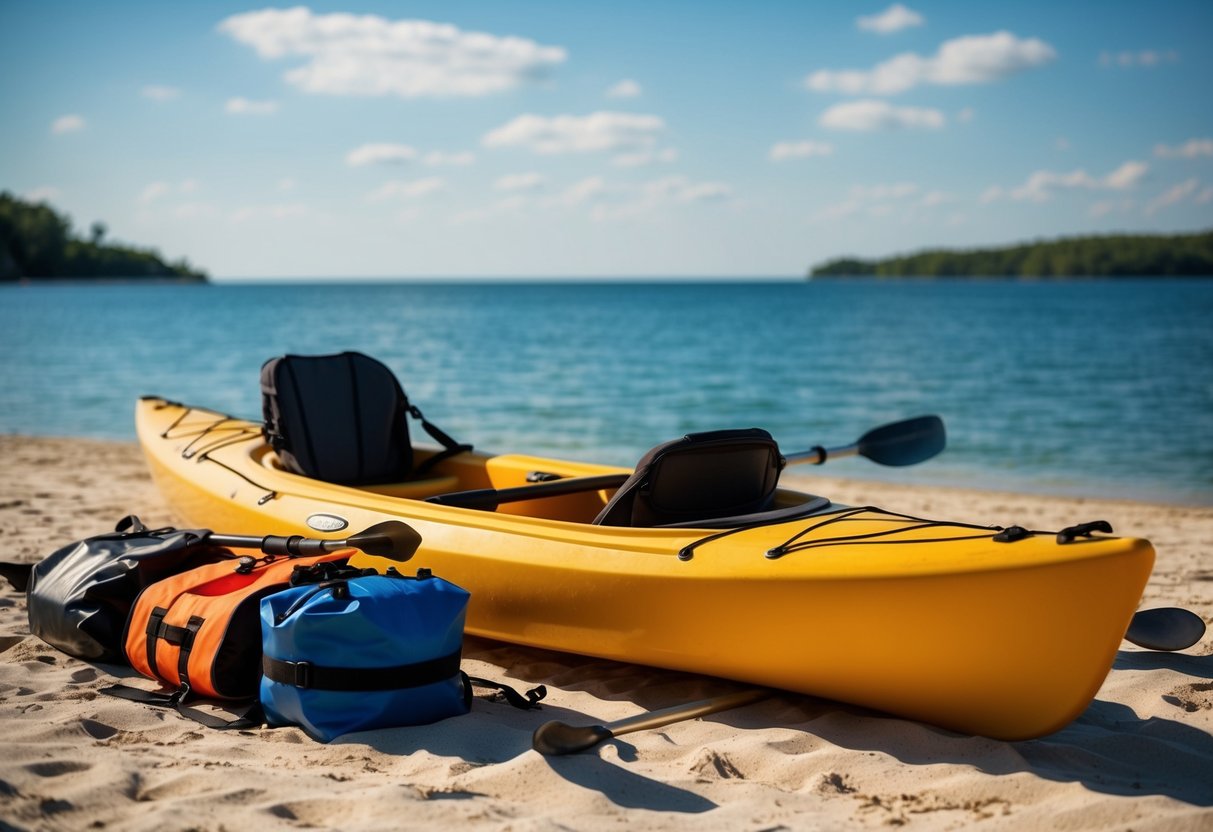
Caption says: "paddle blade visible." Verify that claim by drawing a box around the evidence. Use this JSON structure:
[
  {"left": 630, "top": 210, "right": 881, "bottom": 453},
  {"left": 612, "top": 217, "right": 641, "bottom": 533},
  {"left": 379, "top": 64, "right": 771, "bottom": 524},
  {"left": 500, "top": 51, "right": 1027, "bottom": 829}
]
[
  {"left": 532, "top": 721, "right": 613, "bottom": 756},
  {"left": 1125, "top": 607, "right": 1206, "bottom": 651},
  {"left": 857, "top": 415, "right": 946, "bottom": 466},
  {"left": 346, "top": 521, "right": 422, "bottom": 562}
]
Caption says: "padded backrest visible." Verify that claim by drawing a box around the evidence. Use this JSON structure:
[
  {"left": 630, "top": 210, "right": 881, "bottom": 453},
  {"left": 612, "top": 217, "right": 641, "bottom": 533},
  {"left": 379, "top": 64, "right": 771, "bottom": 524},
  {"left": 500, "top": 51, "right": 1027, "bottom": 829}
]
[
  {"left": 593, "top": 428, "right": 783, "bottom": 528},
  {"left": 261, "top": 352, "right": 412, "bottom": 484}
]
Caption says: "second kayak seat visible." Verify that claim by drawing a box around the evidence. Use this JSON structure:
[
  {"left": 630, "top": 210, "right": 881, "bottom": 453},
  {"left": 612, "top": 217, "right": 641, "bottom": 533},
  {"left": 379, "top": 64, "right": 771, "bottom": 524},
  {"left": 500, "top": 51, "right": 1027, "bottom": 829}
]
[{"left": 593, "top": 428, "right": 828, "bottom": 529}]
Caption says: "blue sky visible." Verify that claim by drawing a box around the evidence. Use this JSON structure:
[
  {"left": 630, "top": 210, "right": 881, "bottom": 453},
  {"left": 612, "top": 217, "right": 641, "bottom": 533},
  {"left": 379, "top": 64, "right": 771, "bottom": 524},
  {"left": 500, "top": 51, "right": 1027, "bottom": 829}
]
[{"left": 2, "top": 1, "right": 1211, "bottom": 278}]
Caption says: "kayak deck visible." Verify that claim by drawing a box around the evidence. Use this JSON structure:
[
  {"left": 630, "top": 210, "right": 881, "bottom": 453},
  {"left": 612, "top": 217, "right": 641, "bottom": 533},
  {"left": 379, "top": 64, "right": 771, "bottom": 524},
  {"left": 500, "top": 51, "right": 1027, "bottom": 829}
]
[{"left": 136, "top": 397, "right": 1154, "bottom": 739}]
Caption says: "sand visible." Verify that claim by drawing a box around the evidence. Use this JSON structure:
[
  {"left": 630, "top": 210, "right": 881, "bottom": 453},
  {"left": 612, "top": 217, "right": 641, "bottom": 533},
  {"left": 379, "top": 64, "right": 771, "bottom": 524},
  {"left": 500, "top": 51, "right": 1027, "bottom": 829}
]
[{"left": 1, "top": 434, "right": 1211, "bottom": 830}]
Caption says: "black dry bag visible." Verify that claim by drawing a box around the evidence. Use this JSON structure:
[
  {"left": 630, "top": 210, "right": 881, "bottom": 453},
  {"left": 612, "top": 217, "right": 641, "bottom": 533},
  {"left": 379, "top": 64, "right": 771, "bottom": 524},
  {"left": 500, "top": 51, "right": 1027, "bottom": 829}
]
[{"left": 1, "top": 516, "right": 232, "bottom": 663}]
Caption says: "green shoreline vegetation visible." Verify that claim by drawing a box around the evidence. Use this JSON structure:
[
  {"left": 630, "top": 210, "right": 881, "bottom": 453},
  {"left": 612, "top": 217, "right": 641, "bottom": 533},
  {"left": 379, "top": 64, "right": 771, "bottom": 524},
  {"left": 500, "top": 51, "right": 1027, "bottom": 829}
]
[
  {"left": 810, "top": 229, "right": 1213, "bottom": 278},
  {"left": 1, "top": 192, "right": 207, "bottom": 283}
]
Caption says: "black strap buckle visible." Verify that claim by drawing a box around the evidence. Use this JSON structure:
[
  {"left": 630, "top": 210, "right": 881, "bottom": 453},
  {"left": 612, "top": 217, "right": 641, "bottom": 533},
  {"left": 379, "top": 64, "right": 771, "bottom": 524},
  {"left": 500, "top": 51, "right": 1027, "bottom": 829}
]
[
  {"left": 1056, "top": 520, "right": 1113, "bottom": 544},
  {"left": 292, "top": 661, "right": 313, "bottom": 689},
  {"left": 993, "top": 525, "right": 1032, "bottom": 543}
]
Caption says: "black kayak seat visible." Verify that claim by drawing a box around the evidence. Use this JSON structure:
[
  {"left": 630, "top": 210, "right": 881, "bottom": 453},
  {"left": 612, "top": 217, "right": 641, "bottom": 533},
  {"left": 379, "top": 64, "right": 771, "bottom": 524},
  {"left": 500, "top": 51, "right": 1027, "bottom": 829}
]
[
  {"left": 261, "top": 351, "right": 470, "bottom": 486},
  {"left": 595, "top": 428, "right": 787, "bottom": 528}
]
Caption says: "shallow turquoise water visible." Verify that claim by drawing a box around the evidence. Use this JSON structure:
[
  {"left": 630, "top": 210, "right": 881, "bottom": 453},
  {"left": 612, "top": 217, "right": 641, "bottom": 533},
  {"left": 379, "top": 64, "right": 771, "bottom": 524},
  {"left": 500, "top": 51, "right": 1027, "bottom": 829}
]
[{"left": 2, "top": 279, "right": 1210, "bottom": 504}]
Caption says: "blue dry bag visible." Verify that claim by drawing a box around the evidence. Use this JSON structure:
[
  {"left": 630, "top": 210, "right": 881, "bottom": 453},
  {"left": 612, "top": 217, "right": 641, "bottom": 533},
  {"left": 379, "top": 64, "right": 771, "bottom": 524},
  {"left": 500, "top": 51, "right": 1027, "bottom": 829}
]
[{"left": 260, "top": 569, "right": 471, "bottom": 742}]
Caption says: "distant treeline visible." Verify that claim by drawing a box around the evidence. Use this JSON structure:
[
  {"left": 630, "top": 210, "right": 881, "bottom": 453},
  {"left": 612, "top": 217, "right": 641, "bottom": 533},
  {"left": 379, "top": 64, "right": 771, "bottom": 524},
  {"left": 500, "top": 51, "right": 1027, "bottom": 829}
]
[
  {"left": 810, "top": 229, "right": 1213, "bottom": 278},
  {"left": 1, "top": 191, "right": 207, "bottom": 282}
]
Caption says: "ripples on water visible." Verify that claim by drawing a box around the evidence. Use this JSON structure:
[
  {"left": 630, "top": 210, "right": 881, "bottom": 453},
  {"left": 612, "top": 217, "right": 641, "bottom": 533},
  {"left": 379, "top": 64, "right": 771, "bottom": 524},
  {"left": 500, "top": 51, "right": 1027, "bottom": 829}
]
[{"left": 1, "top": 279, "right": 1210, "bottom": 505}]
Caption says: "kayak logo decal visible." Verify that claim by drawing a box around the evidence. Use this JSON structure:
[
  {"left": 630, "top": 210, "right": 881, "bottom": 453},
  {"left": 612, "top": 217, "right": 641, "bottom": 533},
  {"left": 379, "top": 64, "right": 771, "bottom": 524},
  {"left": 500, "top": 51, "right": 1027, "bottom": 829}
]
[{"left": 306, "top": 513, "right": 349, "bottom": 532}]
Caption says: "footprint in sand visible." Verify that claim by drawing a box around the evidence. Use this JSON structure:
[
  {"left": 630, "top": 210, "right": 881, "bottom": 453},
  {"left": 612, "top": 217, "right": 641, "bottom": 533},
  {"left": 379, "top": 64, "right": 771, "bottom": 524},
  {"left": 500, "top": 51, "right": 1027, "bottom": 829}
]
[
  {"left": 80, "top": 719, "right": 119, "bottom": 739},
  {"left": 24, "top": 760, "right": 93, "bottom": 778},
  {"left": 69, "top": 668, "right": 98, "bottom": 683},
  {"left": 690, "top": 749, "right": 745, "bottom": 781},
  {"left": 1163, "top": 682, "right": 1213, "bottom": 713}
]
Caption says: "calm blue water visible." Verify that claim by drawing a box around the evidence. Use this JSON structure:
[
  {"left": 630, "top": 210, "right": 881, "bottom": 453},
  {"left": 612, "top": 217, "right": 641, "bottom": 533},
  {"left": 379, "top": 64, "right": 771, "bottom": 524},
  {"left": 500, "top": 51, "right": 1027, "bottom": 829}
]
[{"left": 1, "top": 279, "right": 1211, "bottom": 505}]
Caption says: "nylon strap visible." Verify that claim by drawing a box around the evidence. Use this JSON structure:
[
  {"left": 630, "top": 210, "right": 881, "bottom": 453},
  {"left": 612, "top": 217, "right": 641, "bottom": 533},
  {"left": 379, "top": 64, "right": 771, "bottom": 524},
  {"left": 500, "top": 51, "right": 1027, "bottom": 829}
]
[{"left": 262, "top": 649, "right": 463, "bottom": 692}]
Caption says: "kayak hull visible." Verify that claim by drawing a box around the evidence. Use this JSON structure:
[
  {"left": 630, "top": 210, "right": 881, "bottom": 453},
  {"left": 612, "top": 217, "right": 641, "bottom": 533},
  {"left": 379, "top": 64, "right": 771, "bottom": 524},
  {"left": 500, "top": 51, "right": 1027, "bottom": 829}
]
[{"left": 136, "top": 398, "right": 1153, "bottom": 740}]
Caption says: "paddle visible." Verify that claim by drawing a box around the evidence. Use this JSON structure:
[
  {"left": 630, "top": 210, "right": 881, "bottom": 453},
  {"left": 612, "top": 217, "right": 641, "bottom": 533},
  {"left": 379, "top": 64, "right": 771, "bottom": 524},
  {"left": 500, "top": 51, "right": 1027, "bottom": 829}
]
[
  {"left": 783, "top": 414, "right": 946, "bottom": 468},
  {"left": 533, "top": 688, "right": 772, "bottom": 756},
  {"left": 1125, "top": 607, "right": 1206, "bottom": 651},
  {"left": 206, "top": 520, "right": 421, "bottom": 561}
]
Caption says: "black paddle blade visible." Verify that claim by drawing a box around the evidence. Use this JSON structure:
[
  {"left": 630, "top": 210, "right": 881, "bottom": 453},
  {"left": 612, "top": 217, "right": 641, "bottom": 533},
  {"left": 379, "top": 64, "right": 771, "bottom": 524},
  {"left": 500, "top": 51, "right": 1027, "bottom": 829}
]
[
  {"left": 1125, "top": 607, "right": 1206, "bottom": 651},
  {"left": 532, "top": 720, "right": 613, "bottom": 756},
  {"left": 346, "top": 521, "right": 422, "bottom": 562},
  {"left": 858, "top": 415, "right": 946, "bottom": 466}
]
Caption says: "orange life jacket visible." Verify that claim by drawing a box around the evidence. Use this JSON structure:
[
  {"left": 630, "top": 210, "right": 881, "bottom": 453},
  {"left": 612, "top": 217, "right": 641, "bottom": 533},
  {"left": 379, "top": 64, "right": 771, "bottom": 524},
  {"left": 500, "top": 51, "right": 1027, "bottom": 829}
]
[{"left": 124, "top": 550, "right": 349, "bottom": 700}]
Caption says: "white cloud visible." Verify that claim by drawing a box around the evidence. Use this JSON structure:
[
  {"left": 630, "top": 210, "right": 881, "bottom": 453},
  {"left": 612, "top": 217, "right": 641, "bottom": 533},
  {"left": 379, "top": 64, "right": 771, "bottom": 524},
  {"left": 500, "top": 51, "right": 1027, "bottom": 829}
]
[
  {"left": 987, "top": 160, "right": 1149, "bottom": 202},
  {"left": 51, "top": 114, "right": 85, "bottom": 135},
  {"left": 495, "top": 172, "right": 547, "bottom": 192},
  {"left": 559, "top": 176, "right": 609, "bottom": 206},
  {"left": 668, "top": 179, "right": 732, "bottom": 202},
  {"left": 612, "top": 147, "right": 679, "bottom": 168},
  {"left": 769, "top": 140, "right": 834, "bottom": 161},
  {"left": 366, "top": 177, "right": 446, "bottom": 201},
  {"left": 423, "top": 150, "right": 476, "bottom": 166},
  {"left": 218, "top": 7, "right": 566, "bottom": 98},
  {"left": 1056, "top": 136, "right": 1071, "bottom": 151},
  {"left": 139, "top": 182, "right": 173, "bottom": 204},
  {"left": 1104, "top": 160, "right": 1149, "bottom": 190},
  {"left": 482, "top": 112, "right": 665, "bottom": 154},
  {"left": 139, "top": 180, "right": 202, "bottom": 205},
  {"left": 857, "top": 4, "right": 924, "bottom": 35},
  {"left": 1014, "top": 171, "right": 1092, "bottom": 201},
  {"left": 815, "top": 181, "right": 955, "bottom": 221},
  {"left": 587, "top": 176, "right": 733, "bottom": 221},
  {"left": 1099, "top": 49, "right": 1179, "bottom": 68},
  {"left": 819, "top": 99, "right": 944, "bottom": 131},
  {"left": 956, "top": 107, "right": 975, "bottom": 123},
  {"left": 1198, "top": 187, "right": 1213, "bottom": 205},
  {"left": 1145, "top": 178, "right": 1200, "bottom": 215},
  {"left": 1154, "top": 138, "right": 1213, "bottom": 159},
  {"left": 141, "top": 85, "right": 181, "bottom": 102},
  {"left": 543, "top": 175, "right": 733, "bottom": 220},
  {"left": 1089, "top": 199, "right": 1133, "bottom": 218},
  {"left": 226, "top": 97, "right": 278, "bottom": 115},
  {"left": 920, "top": 190, "right": 956, "bottom": 207},
  {"left": 806, "top": 31, "right": 1056, "bottom": 95},
  {"left": 24, "top": 186, "right": 61, "bottom": 203},
  {"left": 278, "top": 177, "right": 297, "bottom": 191},
  {"left": 346, "top": 143, "right": 418, "bottom": 166},
  {"left": 606, "top": 79, "right": 642, "bottom": 99},
  {"left": 813, "top": 182, "right": 920, "bottom": 222}
]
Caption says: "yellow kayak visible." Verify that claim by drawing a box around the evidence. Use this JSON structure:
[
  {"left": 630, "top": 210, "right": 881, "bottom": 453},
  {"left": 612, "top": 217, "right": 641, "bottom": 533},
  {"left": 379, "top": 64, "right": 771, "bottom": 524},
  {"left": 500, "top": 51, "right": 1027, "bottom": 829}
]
[{"left": 136, "top": 396, "right": 1153, "bottom": 740}]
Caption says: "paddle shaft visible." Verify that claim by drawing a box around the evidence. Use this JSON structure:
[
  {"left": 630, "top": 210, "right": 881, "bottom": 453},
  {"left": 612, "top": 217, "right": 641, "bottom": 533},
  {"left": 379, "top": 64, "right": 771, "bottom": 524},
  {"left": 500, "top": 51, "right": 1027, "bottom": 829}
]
[
  {"left": 533, "top": 688, "right": 771, "bottom": 755},
  {"left": 206, "top": 520, "right": 421, "bottom": 561},
  {"left": 784, "top": 443, "right": 857, "bottom": 466},
  {"left": 607, "top": 688, "right": 772, "bottom": 736}
]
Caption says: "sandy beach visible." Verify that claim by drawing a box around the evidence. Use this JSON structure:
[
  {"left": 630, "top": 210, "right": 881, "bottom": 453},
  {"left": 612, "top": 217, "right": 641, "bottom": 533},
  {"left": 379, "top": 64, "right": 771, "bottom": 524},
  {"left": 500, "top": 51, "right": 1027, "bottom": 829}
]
[{"left": 1, "top": 434, "right": 1210, "bottom": 831}]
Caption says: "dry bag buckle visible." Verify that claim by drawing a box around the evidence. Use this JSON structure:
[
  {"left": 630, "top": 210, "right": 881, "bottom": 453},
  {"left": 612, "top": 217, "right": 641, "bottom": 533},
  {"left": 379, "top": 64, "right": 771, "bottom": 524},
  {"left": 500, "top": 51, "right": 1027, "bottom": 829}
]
[{"left": 292, "top": 661, "right": 313, "bottom": 689}]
